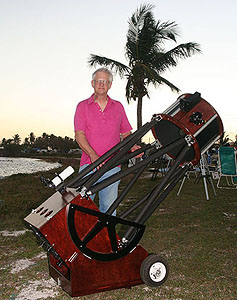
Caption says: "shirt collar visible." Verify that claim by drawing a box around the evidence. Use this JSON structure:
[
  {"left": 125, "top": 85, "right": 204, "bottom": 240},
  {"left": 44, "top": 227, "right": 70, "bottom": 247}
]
[{"left": 88, "top": 94, "right": 115, "bottom": 104}]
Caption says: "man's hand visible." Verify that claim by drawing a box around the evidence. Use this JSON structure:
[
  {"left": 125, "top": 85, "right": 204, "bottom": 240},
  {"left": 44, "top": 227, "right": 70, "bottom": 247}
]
[
  {"left": 131, "top": 144, "right": 143, "bottom": 158},
  {"left": 75, "top": 130, "right": 104, "bottom": 170},
  {"left": 121, "top": 131, "right": 144, "bottom": 158},
  {"left": 90, "top": 153, "right": 100, "bottom": 164},
  {"left": 90, "top": 153, "right": 105, "bottom": 170}
]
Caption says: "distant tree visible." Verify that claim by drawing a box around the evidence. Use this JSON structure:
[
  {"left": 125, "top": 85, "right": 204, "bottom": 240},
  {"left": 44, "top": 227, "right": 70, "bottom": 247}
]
[
  {"left": 1, "top": 138, "right": 6, "bottom": 146},
  {"left": 29, "top": 132, "right": 35, "bottom": 144},
  {"left": 12, "top": 134, "right": 21, "bottom": 144},
  {"left": 58, "top": 136, "right": 78, "bottom": 153},
  {"left": 1, "top": 132, "right": 79, "bottom": 156},
  {"left": 88, "top": 3, "right": 201, "bottom": 129},
  {"left": 24, "top": 137, "right": 30, "bottom": 145},
  {"left": 3, "top": 143, "right": 22, "bottom": 156},
  {"left": 48, "top": 134, "right": 58, "bottom": 150},
  {"left": 219, "top": 132, "right": 230, "bottom": 146},
  {"left": 34, "top": 137, "right": 47, "bottom": 149},
  {"left": 6, "top": 138, "right": 13, "bottom": 145}
]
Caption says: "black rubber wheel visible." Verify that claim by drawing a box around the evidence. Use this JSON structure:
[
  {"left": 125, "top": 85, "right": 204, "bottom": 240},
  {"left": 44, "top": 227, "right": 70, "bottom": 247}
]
[{"left": 140, "top": 254, "right": 169, "bottom": 287}]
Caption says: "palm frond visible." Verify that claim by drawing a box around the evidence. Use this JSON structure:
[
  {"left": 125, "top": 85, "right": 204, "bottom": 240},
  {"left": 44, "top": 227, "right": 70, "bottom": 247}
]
[
  {"left": 136, "top": 64, "right": 180, "bottom": 93},
  {"left": 88, "top": 55, "right": 130, "bottom": 77},
  {"left": 126, "top": 5, "right": 181, "bottom": 65},
  {"left": 166, "top": 42, "right": 201, "bottom": 60},
  {"left": 155, "top": 20, "right": 179, "bottom": 43},
  {"left": 150, "top": 71, "right": 180, "bottom": 92},
  {"left": 151, "top": 42, "right": 201, "bottom": 73},
  {"left": 126, "top": 3, "right": 156, "bottom": 62},
  {"left": 128, "top": 3, "right": 155, "bottom": 41},
  {"left": 125, "top": 75, "right": 134, "bottom": 102}
]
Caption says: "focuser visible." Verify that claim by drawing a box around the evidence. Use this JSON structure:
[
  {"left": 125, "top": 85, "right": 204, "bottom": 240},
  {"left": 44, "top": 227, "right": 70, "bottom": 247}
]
[{"left": 40, "top": 166, "right": 74, "bottom": 189}]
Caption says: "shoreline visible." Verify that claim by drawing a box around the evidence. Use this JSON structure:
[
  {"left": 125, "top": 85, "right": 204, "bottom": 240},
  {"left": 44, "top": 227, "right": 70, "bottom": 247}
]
[{"left": 0, "top": 156, "right": 80, "bottom": 180}]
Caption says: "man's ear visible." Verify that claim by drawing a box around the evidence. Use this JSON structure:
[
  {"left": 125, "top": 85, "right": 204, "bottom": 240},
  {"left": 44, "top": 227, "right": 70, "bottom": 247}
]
[{"left": 91, "top": 80, "right": 95, "bottom": 88}]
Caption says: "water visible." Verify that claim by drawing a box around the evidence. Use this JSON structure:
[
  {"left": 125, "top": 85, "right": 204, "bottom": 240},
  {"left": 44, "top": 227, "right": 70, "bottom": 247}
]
[{"left": 0, "top": 157, "right": 62, "bottom": 179}]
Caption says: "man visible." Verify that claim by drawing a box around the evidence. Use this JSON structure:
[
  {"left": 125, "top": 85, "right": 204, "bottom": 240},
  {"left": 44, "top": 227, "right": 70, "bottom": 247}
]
[{"left": 74, "top": 67, "right": 140, "bottom": 214}]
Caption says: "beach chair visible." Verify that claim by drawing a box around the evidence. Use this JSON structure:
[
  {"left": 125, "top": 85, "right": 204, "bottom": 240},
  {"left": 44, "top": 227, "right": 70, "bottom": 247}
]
[{"left": 217, "top": 147, "right": 237, "bottom": 189}]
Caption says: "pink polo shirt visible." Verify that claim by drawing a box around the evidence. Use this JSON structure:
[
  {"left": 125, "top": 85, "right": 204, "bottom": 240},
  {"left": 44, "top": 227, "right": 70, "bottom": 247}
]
[{"left": 74, "top": 94, "right": 132, "bottom": 166}]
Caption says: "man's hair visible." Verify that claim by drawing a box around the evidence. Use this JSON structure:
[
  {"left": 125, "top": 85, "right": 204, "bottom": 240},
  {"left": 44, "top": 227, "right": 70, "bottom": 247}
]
[{"left": 92, "top": 68, "right": 113, "bottom": 82}]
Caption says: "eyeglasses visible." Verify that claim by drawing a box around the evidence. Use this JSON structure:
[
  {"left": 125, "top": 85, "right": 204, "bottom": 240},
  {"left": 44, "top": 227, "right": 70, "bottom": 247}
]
[{"left": 94, "top": 79, "right": 110, "bottom": 85}]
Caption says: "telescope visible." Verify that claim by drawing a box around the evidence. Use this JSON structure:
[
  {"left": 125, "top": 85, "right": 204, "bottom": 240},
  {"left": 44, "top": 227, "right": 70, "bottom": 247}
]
[{"left": 24, "top": 92, "right": 223, "bottom": 297}]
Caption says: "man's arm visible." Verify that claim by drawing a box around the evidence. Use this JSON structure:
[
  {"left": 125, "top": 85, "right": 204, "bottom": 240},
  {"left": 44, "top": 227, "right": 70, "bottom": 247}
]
[
  {"left": 121, "top": 131, "right": 132, "bottom": 140},
  {"left": 75, "top": 130, "right": 99, "bottom": 164},
  {"left": 121, "top": 131, "right": 143, "bottom": 158}
]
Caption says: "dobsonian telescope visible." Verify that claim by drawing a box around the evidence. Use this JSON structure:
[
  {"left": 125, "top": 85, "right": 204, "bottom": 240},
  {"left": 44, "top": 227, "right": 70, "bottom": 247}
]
[{"left": 24, "top": 92, "right": 223, "bottom": 297}]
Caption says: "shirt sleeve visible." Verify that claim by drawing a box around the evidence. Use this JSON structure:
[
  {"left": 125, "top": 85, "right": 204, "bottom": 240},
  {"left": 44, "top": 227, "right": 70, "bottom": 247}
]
[
  {"left": 74, "top": 101, "right": 86, "bottom": 132},
  {"left": 119, "top": 103, "right": 132, "bottom": 133}
]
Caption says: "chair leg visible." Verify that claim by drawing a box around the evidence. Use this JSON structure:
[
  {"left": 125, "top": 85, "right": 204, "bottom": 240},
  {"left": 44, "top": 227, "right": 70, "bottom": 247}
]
[
  {"left": 217, "top": 175, "right": 221, "bottom": 188},
  {"left": 231, "top": 176, "right": 237, "bottom": 186},
  {"left": 217, "top": 175, "right": 237, "bottom": 189},
  {"left": 177, "top": 174, "right": 187, "bottom": 196},
  {"left": 226, "top": 177, "right": 232, "bottom": 186}
]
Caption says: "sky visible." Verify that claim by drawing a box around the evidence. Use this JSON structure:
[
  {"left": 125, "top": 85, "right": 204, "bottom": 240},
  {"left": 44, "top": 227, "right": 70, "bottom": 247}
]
[{"left": 1, "top": 0, "right": 237, "bottom": 144}]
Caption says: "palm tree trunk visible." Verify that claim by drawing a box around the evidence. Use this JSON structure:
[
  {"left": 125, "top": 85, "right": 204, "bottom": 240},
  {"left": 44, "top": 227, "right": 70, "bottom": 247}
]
[{"left": 137, "top": 96, "right": 143, "bottom": 129}]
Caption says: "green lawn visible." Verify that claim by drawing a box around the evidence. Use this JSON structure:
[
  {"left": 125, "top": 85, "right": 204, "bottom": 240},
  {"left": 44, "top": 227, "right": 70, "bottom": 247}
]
[{"left": 0, "top": 157, "right": 236, "bottom": 300}]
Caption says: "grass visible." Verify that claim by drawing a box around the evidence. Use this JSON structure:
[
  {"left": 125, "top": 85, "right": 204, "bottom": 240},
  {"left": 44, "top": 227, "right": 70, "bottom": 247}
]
[{"left": 0, "top": 157, "right": 236, "bottom": 299}]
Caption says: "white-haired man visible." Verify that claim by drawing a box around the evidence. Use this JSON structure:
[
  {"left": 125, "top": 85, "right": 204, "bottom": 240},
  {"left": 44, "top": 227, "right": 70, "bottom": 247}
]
[{"left": 74, "top": 67, "right": 140, "bottom": 214}]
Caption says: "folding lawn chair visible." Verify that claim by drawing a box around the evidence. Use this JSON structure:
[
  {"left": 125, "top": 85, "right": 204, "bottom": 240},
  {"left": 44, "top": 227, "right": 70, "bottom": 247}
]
[{"left": 217, "top": 146, "right": 237, "bottom": 189}]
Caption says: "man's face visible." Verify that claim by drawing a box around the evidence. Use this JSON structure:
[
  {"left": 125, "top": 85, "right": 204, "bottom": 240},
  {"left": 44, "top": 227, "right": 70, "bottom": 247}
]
[{"left": 91, "top": 71, "right": 112, "bottom": 96}]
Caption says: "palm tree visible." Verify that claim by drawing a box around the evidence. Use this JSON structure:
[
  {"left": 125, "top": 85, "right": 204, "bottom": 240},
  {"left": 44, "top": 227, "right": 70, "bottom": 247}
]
[
  {"left": 88, "top": 3, "right": 201, "bottom": 129},
  {"left": 24, "top": 137, "right": 29, "bottom": 145},
  {"left": 1, "top": 138, "right": 6, "bottom": 146},
  {"left": 12, "top": 134, "right": 21, "bottom": 144},
  {"left": 42, "top": 132, "right": 47, "bottom": 139},
  {"left": 219, "top": 132, "right": 230, "bottom": 146},
  {"left": 29, "top": 132, "right": 35, "bottom": 145}
]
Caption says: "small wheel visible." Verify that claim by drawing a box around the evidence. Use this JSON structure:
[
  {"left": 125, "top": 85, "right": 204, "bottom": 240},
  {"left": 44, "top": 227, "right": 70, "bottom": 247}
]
[{"left": 140, "top": 254, "right": 169, "bottom": 287}]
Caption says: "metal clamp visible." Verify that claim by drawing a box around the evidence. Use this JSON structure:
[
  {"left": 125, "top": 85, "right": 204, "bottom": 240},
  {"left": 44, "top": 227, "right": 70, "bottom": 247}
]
[
  {"left": 184, "top": 135, "right": 195, "bottom": 147},
  {"left": 152, "top": 114, "right": 163, "bottom": 122},
  {"left": 152, "top": 140, "right": 162, "bottom": 150},
  {"left": 79, "top": 186, "right": 92, "bottom": 198}
]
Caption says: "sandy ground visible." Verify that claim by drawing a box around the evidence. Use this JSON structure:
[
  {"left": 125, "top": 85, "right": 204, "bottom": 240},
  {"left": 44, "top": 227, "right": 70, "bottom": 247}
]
[
  {"left": 0, "top": 230, "right": 30, "bottom": 237},
  {"left": 0, "top": 230, "right": 60, "bottom": 299},
  {"left": 15, "top": 278, "right": 59, "bottom": 300}
]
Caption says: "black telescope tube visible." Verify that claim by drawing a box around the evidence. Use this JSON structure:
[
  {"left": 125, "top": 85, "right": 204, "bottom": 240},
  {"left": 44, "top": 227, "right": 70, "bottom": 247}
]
[
  {"left": 88, "top": 137, "right": 186, "bottom": 194},
  {"left": 79, "top": 120, "right": 157, "bottom": 191},
  {"left": 58, "top": 129, "right": 135, "bottom": 191},
  {"left": 66, "top": 143, "right": 154, "bottom": 190},
  {"left": 130, "top": 144, "right": 191, "bottom": 226},
  {"left": 111, "top": 143, "right": 153, "bottom": 167},
  {"left": 144, "top": 166, "right": 189, "bottom": 221},
  {"left": 124, "top": 163, "right": 189, "bottom": 241},
  {"left": 106, "top": 165, "right": 147, "bottom": 215},
  {"left": 119, "top": 185, "right": 157, "bottom": 219},
  {"left": 120, "top": 164, "right": 190, "bottom": 220},
  {"left": 63, "top": 120, "right": 156, "bottom": 191}
]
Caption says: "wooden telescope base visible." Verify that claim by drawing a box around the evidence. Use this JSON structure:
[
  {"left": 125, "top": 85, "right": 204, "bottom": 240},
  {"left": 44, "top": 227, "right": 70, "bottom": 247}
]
[
  {"left": 48, "top": 244, "right": 148, "bottom": 297},
  {"left": 25, "top": 191, "right": 149, "bottom": 297}
]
